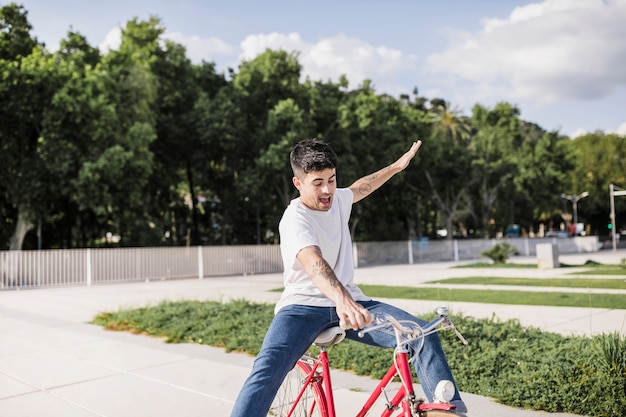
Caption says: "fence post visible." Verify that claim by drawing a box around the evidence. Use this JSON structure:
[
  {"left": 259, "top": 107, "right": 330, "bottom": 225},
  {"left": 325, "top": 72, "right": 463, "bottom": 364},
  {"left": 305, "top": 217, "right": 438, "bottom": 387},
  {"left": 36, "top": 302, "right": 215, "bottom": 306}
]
[
  {"left": 353, "top": 243, "right": 359, "bottom": 269},
  {"left": 37, "top": 250, "right": 41, "bottom": 287},
  {"left": 86, "top": 248, "right": 92, "bottom": 287},
  {"left": 407, "top": 240, "right": 414, "bottom": 265},
  {"left": 198, "top": 246, "right": 203, "bottom": 279},
  {"left": 453, "top": 240, "right": 459, "bottom": 262}
]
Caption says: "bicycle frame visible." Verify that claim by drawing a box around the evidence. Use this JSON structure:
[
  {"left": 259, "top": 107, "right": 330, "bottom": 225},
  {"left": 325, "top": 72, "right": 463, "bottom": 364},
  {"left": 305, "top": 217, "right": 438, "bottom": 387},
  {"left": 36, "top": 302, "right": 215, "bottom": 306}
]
[{"left": 293, "top": 345, "right": 418, "bottom": 417}]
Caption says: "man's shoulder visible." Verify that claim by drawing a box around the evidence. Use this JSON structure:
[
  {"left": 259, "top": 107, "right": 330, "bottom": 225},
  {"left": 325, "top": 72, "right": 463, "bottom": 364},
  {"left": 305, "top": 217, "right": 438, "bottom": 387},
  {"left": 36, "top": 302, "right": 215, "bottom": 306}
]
[
  {"left": 335, "top": 187, "right": 353, "bottom": 201},
  {"left": 279, "top": 198, "right": 306, "bottom": 227}
]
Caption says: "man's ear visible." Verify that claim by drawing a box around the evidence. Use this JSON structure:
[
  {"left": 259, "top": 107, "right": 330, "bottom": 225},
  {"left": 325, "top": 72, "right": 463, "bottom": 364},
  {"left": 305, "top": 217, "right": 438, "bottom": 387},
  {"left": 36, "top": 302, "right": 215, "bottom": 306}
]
[{"left": 292, "top": 176, "right": 301, "bottom": 190}]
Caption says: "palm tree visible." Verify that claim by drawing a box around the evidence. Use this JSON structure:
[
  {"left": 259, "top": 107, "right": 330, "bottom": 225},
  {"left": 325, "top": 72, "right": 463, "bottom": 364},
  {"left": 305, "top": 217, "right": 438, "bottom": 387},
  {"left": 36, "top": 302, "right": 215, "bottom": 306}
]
[
  {"left": 429, "top": 100, "right": 472, "bottom": 144},
  {"left": 420, "top": 99, "right": 474, "bottom": 239}
]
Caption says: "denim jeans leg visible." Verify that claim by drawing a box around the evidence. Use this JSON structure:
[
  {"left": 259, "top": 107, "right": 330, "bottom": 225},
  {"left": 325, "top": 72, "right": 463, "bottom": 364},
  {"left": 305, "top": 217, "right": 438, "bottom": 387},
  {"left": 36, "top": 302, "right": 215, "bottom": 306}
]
[
  {"left": 230, "top": 305, "right": 331, "bottom": 417},
  {"left": 345, "top": 301, "right": 466, "bottom": 409}
]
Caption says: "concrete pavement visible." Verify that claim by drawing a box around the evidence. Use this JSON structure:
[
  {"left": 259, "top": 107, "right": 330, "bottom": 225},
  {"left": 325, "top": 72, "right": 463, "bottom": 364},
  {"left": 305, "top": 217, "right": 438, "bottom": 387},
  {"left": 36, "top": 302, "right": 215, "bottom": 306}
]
[{"left": 1, "top": 249, "right": 625, "bottom": 417}]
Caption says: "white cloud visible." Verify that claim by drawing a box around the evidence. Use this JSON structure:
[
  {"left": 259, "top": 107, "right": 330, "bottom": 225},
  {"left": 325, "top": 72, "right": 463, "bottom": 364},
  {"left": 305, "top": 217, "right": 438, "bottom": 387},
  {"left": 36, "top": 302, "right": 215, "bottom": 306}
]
[
  {"left": 163, "top": 32, "right": 233, "bottom": 63},
  {"left": 567, "top": 120, "right": 626, "bottom": 138},
  {"left": 98, "top": 28, "right": 234, "bottom": 65},
  {"left": 96, "top": 27, "right": 418, "bottom": 94},
  {"left": 568, "top": 128, "right": 588, "bottom": 138},
  {"left": 239, "top": 32, "right": 417, "bottom": 93},
  {"left": 425, "top": 0, "right": 626, "bottom": 105},
  {"left": 99, "top": 27, "right": 121, "bottom": 52},
  {"left": 614, "top": 122, "right": 626, "bottom": 136}
]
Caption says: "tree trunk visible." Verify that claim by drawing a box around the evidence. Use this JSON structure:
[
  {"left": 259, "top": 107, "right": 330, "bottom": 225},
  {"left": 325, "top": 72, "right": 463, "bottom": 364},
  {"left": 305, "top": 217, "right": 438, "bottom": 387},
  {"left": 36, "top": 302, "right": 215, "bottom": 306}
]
[
  {"left": 186, "top": 162, "right": 200, "bottom": 246},
  {"left": 9, "top": 204, "right": 34, "bottom": 250}
]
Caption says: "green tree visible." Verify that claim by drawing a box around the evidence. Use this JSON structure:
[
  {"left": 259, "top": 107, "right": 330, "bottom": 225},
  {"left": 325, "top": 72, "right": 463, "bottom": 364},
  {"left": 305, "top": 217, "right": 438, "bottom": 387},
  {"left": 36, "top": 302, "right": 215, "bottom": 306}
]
[
  {"left": 0, "top": 4, "right": 60, "bottom": 249},
  {"left": 228, "top": 49, "right": 309, "bottom": 243},
  {"left": 38, "top": 32, "right": 116, "bottom": 248},
  {"left": 335, "top": 81, "right": 427, "bottom": 241},
  {"left": 191, "top": 81, "right": 246, "bottom": 244},
  {"left": 77, "top": 17, "right": 161, "bottom": 246},
  {"left": 0, "top": 3, "right": 38, "bottom": 60},
  {"left": 513, "top": 125, "right": 575, "bottom": 235},
  {"left": 570, "top": 132, "right": 626, "bottom": 234},
  {"left": 151, "top": 41, "right": 206, "bottom": 246},
  {"left": 422, "top": 99, "right": 473, "bottom": 239},
  {"left": 469, "top": 102, "right": 522, "bottom": 238}
]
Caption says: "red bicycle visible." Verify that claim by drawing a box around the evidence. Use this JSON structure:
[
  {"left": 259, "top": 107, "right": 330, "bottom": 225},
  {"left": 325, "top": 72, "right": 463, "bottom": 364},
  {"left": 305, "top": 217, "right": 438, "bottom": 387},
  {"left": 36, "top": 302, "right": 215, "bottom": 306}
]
[{"left": 268, "top": 307, "right": 468, "bottom": 417}]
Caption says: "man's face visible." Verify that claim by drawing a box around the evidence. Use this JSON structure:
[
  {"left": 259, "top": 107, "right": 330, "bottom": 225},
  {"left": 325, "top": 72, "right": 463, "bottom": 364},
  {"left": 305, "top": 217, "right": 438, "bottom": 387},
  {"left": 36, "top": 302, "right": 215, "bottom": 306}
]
[{"left": 293, "top": 168, "right": 337, "bottom": 211}]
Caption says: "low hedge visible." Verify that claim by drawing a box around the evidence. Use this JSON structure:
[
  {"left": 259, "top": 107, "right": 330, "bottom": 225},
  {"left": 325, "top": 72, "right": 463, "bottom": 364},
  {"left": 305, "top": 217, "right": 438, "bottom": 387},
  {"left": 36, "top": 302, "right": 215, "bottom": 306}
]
[{"left": 93, "top": 300, "right": 626, "bottom": 417}]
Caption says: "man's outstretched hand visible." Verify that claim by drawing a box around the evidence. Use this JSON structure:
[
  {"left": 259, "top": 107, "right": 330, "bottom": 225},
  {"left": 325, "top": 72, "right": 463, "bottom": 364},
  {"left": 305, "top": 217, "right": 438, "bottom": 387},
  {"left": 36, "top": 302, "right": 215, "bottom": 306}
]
[{"left": 392, "top": 140, "right": 422, "bottom": 172}]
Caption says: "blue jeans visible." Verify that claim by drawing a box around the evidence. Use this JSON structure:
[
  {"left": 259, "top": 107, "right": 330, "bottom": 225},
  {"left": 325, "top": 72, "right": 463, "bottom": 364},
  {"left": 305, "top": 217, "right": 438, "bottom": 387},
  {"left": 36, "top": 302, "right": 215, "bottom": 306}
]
[{"left": 230, "top": 301, "right": 466, "bottom": 417}]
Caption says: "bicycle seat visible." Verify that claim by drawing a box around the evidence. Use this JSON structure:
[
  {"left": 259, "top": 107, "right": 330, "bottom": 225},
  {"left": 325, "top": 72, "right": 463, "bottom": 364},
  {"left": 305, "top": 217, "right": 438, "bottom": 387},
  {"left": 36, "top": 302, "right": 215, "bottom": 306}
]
[{"left": 313, "top": 326, "right": 346, "bottom": 348}]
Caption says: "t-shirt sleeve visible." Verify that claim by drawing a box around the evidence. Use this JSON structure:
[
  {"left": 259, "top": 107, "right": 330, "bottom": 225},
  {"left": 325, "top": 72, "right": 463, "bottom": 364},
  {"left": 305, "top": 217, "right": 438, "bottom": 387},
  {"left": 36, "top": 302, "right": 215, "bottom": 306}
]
[
  {"left": 279, "top": 214, "right": 318, "bottom": 271},
  {"left": 338, "top": 188, "right": 354, "bottom": 219}
]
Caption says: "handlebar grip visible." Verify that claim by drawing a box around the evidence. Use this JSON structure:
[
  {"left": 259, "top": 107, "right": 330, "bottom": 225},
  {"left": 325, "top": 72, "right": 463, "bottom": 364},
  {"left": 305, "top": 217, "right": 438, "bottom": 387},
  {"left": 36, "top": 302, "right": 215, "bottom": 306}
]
[{"left": 339, "top": 320, "right": 352, "bottom": 330}]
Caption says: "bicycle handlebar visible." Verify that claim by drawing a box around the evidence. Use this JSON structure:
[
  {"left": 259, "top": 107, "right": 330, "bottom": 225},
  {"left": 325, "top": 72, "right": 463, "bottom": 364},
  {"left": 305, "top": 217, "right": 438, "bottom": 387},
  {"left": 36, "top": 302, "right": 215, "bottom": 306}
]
[{"left": 357, "top": 307, "right": 468, "bottom": 346}]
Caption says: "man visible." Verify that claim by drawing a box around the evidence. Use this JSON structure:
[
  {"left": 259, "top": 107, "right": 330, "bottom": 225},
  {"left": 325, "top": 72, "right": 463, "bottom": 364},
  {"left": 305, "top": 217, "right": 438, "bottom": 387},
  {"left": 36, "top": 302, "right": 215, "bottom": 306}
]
[{"left": 231, "top": 138, "right": 467, "bottom": 416}]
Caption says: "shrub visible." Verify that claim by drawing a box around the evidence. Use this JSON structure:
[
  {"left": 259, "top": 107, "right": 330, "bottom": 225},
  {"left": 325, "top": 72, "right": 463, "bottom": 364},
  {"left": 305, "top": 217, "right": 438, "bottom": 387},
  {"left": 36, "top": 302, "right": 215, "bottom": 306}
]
[
  {"left": 93, "top": 300, "right": 626, "bottom": 417},
  {"left": 481, "top": 242, "right": 517, "bottom": 264}
]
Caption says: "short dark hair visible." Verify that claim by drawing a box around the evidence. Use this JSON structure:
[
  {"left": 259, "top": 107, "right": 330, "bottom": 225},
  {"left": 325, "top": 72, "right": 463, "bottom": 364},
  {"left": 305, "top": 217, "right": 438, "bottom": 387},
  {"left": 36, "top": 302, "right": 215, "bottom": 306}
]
[{"left": 290, "top": 139, "right": 338, "bottom": 178}]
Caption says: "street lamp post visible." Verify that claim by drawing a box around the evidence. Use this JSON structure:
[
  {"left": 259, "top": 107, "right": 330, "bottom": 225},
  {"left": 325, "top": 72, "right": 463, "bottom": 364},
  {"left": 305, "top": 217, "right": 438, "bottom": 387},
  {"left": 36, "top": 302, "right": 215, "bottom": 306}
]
[
  {"left": 560, "top": 191, "right": 589, "bottom": 229},
  {"left": 610, "top": 184, "right": 626, "bottom": 251}
]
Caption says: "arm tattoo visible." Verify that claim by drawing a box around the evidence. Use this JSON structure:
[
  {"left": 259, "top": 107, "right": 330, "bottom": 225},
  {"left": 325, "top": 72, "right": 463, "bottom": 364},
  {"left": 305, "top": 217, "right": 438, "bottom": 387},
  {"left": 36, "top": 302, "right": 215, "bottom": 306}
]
[
  {"left": 311, "top": 259, "right": 341, "bottom": 288},
  {"left": 358, "top": 183, "right": 372, "bottom": 196},
  {"left": 356, "top": 166, "right": 391, "bottom": 196}
]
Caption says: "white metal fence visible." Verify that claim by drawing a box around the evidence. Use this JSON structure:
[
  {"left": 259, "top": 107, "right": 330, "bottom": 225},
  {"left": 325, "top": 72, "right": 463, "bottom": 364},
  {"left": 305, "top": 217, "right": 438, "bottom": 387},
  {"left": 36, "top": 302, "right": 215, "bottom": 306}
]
[{"left": 0, "top": 236, "right": 600, "bottom": 290}]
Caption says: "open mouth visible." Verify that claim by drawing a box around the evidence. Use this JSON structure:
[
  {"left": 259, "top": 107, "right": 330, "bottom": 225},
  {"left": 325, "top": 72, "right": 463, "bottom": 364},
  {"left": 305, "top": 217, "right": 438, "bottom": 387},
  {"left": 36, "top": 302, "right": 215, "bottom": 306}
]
[{"left": 320, "top": 196, "right": 331, "bottom": 206}]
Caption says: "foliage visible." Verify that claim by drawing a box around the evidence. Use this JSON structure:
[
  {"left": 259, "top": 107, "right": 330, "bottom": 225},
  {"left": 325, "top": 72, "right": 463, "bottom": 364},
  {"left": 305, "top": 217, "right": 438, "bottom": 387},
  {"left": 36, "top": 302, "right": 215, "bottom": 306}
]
[
  {"left": 570, "top": 132, "right": 626, "bottom": 235},
  {"left": 480, "top": 242, "right": 517, "bottom": 263},
  {"left": 92, "top": 300, "right": 626, "bottom": 417},
  {"left": 93, "top": 299, "right": 274, "bottom": 354},
  {"left": 1, "top": 4, "right": 625, "bottom": 249}
]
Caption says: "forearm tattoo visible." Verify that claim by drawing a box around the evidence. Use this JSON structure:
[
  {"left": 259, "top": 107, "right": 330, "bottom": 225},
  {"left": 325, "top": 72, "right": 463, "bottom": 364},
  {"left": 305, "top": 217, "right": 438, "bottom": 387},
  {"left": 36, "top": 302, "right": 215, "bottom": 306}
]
[
  {"left": 356, "top": 166, "right": 390, "bottom": 196},
  {"left": 311, "top": 259, "right": 341, "bottom": 288}
]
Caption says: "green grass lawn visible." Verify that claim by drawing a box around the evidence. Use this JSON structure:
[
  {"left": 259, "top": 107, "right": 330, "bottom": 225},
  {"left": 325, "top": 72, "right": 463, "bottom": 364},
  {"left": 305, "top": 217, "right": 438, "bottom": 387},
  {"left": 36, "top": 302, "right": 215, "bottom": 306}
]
[
  {"left": 457, "top": 261, "right": 626, "bottom": 275},
  {"left": 454, "top": 262, "right": 538, "bottom": 268},
  {"left": 358, "top": 284, "right": 626, "bottom": 309},
  {"left": 570, "top": 267, "right": 626, "bottom": 276},
  {"left": 426, "top": 276, "right": 626, "bottom": 289}
]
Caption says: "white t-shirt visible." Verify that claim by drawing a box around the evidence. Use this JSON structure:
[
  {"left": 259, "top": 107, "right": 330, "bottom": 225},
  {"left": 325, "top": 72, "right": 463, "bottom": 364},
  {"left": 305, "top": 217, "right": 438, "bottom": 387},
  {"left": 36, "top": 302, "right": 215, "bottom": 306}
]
[{"left": 275, "top": 188, "right": 370, "bottom": 313}]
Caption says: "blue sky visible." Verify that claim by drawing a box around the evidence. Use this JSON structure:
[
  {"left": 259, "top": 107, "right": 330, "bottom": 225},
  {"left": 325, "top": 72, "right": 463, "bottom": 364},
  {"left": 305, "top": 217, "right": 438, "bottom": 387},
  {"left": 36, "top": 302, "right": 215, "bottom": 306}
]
[{"left": 10, "top": 0, "right": 626, "bottom": 138}]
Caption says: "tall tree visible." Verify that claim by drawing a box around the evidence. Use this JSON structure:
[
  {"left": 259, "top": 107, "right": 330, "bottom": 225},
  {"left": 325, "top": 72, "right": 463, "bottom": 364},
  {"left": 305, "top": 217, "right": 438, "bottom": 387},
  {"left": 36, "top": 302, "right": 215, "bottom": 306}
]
[
  {"left": 422, "top": 100, "right": 473, "bottom": 239},
  {"left": 469, "top": 102, "right": 522, "bottom": 238},
  {"left": 0, "top": 4, "right": 59, "bottom": 249},
  {"left": 335, "top": 81, "right": 426, "bottom": 241},
  {"left": 38, "top": 31, "right": 115, "bottom": 248},
  {"left": 509, "top": 123, "right": 575, "bottom": 235},
  {"left": 570, "top": 132, "right": 626, "bottom": 234},
  {"left": 78, "top": 17, "right": 161, "bottom": 246},
  {"left": 228, "top": 49, "right": 308, "bottom": 243},
  {"left": 151, "top": 41, "right": 204, "bottom": 246},
  {"left": 0, "top": 3, "right": 38, "bottom": 60}
]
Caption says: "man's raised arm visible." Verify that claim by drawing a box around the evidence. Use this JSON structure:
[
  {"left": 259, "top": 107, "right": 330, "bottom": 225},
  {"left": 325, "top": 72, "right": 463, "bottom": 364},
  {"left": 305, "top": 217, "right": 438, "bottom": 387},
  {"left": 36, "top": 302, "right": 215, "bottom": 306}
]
[{"left": 348, "top": 140, "right": 422, "bottom": 204}]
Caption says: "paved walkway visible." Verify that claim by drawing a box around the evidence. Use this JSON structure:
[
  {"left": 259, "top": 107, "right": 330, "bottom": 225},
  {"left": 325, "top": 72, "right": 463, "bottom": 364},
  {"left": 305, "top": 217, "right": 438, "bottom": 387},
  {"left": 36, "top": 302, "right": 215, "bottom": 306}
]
[{"left": 1, "top": 250, "right": 625, "bottom": 417}]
